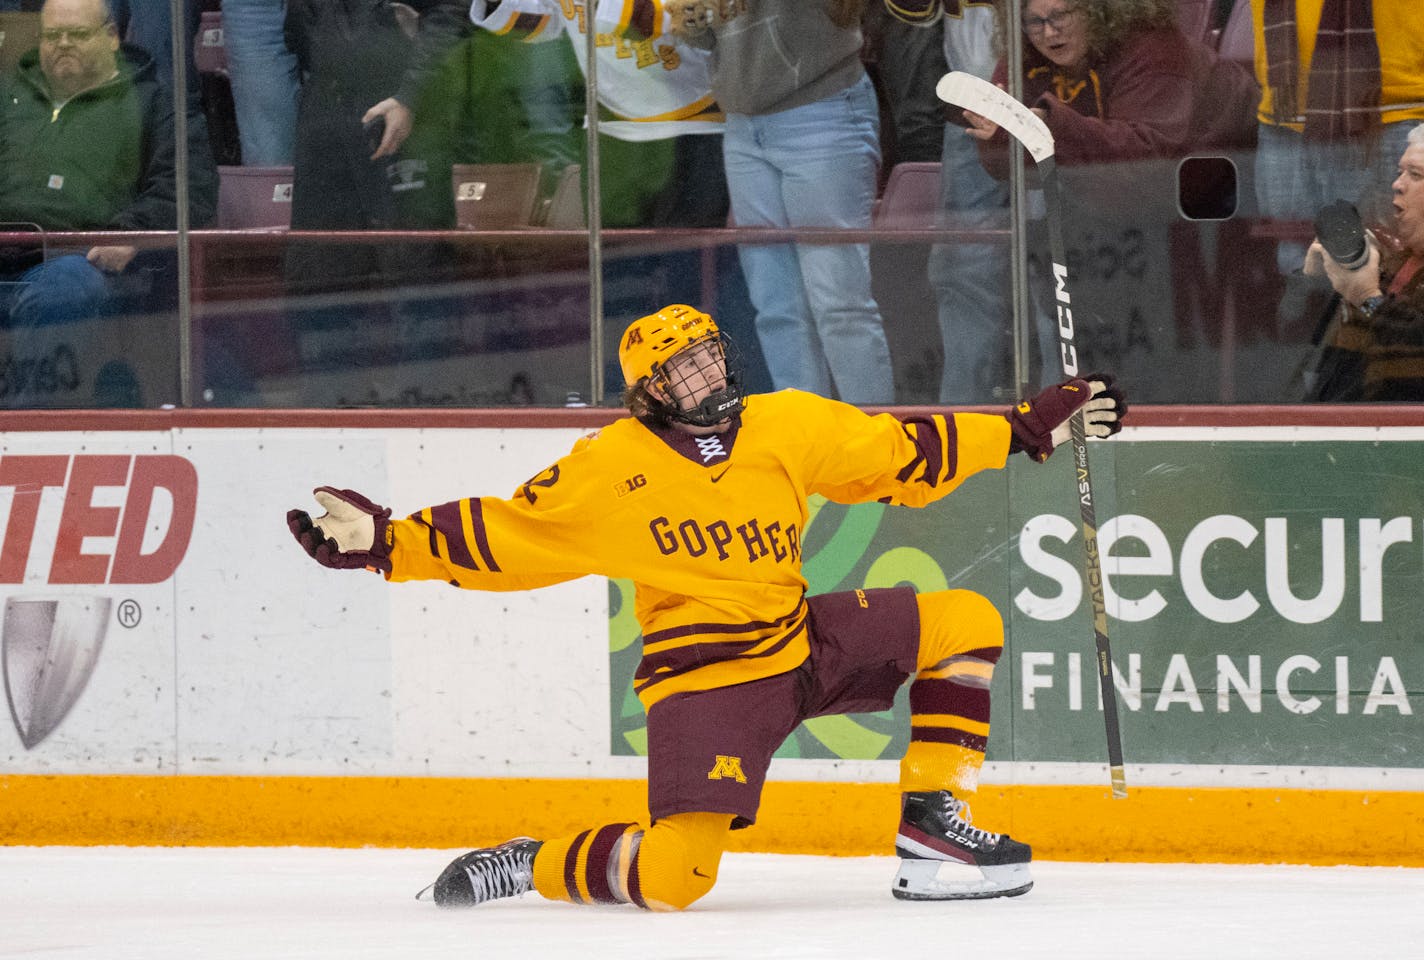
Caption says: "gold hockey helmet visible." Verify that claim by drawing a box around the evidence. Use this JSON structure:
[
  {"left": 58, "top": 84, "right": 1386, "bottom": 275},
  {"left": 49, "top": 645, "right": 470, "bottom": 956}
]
[
  {"left": 619, "top": 304, "right": 744, "bottom": 427},
  {"left": 618, "top": 304, "right": 721, "bottom": 388}
]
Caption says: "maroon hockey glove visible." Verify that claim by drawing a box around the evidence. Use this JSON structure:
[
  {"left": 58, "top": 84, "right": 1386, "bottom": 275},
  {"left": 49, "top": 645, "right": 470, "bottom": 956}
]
[
  {"left": 287, "top": 486, "right": 394, "bottom": 574},
  {"left": 1007, "top": 373, "right": 1127, "bottom": 462}
]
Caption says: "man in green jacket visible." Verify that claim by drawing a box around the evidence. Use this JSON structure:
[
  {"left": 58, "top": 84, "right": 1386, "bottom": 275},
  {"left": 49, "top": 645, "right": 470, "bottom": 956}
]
[{"left": 0, "top": 0, "right": 216, "bottom": 405}]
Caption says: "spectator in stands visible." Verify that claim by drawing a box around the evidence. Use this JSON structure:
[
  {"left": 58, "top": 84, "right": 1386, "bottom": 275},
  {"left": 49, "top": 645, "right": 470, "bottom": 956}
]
[
  {"left": 0, "top": 0, "right": 216, "bottom": 405},
  {"left": 107, "top": 0, "right": 218, "bottom": 166},
  {"left": 963, "top": 0, "right": 1257, "bottom": 387},
  {"left": 1243, "top": 0, "right": 1424, "bottom": 393},
  {"left": 463, "top": 0, "right": 772, "bottom": 405},
  {"left": 281, "top": 0, "right": 469, "bottom": 318},
  {"left": 468, "top": 0, "right": 727, "bottom": 230},
  {"left": 1303, "top": 122, "right": 1424, "bottom": 401},
  {"left": 1250, "top": 0, "right": 1423, "bottom": 274},
  {"left": 882, "top": 0, "right": 1013, "bottom": 405},
  {"left": 967, "top": 0, "right": 1257, "bottom": 172},
  {"left": 223, "top": 0, "right": 300, "bottom": 165},
  {"left": 667, "top": 0, "right": 894, "bottom": 404}
]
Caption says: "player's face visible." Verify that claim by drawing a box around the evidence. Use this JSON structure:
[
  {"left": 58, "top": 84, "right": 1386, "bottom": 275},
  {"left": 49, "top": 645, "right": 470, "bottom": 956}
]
[
  {"left": 662, "top": 339, "right": 727, "bottom": 414},
  {"left": 1023, "top": 0, "right": 1087, "bottom": 70},
  {"left": 1392, "top": 143, "right": 1424, "bottom": 252}
]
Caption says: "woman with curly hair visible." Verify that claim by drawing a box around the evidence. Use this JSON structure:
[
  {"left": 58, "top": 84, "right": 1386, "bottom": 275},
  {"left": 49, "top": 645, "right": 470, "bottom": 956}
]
[
  {"left": 966, "top": 0, "right": 1256, "bottom": 166},
  {"left": 957, "top": 0, "right": 1258, "bottom": 397}
]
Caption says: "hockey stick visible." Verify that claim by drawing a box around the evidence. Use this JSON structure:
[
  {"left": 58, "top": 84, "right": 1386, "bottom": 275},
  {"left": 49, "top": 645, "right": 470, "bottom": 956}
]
[{"left": 935, "top": 71, "right": 1128, "bottom": 798}]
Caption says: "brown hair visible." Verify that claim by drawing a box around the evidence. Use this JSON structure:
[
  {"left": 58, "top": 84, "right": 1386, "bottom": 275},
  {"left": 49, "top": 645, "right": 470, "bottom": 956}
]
[{"left": 996, "top": 0, "right": 1179, "bottom": 61}]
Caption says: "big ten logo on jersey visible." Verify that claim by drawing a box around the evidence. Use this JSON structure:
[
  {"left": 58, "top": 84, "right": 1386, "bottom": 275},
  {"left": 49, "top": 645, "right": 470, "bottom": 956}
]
[
  {"left": 649, "top": 514, "right": 799, "bottom": 565},
  {"left": 0, "top": 454, "right": 198, "bottom": 585},
  {"left": 613, "top": 473, "right": 647, "bottom": 498}
]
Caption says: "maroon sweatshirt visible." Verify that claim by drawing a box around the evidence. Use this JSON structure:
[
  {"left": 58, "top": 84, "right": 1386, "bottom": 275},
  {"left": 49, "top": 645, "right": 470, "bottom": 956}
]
[{"left": 977, "top": 25, "right": 1257, "bottom": 177}]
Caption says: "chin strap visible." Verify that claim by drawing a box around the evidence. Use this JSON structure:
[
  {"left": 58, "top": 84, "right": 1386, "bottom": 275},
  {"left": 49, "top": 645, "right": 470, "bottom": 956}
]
[{"left": 668, "top": 384, "right": 745, "bottom": 428}]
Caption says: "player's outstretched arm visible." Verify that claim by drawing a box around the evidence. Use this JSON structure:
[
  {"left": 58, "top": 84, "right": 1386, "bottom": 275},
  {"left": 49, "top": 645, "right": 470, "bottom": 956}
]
[
  {"left": 1006, "top": 374, "right": 1128, "bottom": 463},
  {"left": 287, "top": 486, "right": 393, "bottom": 575}
]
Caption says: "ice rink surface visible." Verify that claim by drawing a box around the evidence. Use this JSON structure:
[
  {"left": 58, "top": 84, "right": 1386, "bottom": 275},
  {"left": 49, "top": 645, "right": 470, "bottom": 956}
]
[{"left": 4, "top": 847, "right": 1422, "bottom": 960}]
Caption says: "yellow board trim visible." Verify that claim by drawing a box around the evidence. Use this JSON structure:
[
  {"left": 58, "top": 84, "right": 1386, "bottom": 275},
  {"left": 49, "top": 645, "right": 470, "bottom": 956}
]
[{"left": 2, "top": 775, "right": 1422, "bottom": 867}]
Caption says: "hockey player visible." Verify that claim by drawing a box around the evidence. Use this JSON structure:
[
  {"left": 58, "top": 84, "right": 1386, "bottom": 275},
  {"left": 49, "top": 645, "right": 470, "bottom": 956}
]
[{"left": 287, "top": 304, "right": 1127, "bottom": 909}]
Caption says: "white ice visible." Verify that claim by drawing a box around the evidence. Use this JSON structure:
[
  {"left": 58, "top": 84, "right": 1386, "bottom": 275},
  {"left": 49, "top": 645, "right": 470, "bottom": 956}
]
[{"left": 3, "top": 847, "right": 1422, "bottom": 960}]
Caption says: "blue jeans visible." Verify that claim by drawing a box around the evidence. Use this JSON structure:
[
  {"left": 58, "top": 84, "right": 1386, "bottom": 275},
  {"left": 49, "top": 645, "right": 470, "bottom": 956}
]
[
  {"left": 6, "top": 254, "right": 112, "bottom": 329},
  {"left": 723, "top": 74, "right": 893, "bottom": 404},
  {"left": 1254, "top": 121, "right": 1415, "bottom": 273},
  {"left": 927, "top": 124, "right": 1011, "bottom": 403},
  {"left": 222, "top": 0, "right": 300, "bottom": 165}
]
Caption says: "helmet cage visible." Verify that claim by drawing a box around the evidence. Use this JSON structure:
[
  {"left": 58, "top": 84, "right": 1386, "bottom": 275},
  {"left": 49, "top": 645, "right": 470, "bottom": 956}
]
[{"left": 650, "top": 333, "right": 745, "bottom": 428}]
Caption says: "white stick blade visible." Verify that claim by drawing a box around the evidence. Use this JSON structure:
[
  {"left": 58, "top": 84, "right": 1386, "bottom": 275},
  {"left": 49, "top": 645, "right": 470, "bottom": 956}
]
[{"left": 935, "top": 71, "right": 1054, "bottom": 164}]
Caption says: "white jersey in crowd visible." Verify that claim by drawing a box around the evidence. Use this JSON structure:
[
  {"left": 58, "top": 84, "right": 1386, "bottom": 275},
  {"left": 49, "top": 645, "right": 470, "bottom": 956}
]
[
  {"left": 468, "top": 0, "right": 723, "bottom": 142},
  {"left": 942, "top": 0, "right": 996, "bottom": 82}
]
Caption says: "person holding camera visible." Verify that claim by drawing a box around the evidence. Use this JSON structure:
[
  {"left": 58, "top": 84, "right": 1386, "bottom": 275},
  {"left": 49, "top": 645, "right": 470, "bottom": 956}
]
[{"left": 1304, "top": 123, "right": 1424, "bottom": 401}]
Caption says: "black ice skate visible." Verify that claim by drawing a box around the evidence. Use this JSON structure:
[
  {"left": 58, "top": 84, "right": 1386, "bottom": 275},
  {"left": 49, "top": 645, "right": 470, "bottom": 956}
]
[
  {"left": 892, "top": 790, "right": 1033, "bottom": 900},
  {"left": 416, "top": 838, "right": 543, "bottom": 908}
]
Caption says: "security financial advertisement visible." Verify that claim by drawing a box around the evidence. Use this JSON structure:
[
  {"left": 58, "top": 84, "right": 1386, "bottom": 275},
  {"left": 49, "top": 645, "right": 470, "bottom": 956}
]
[{"left": 611, "top": 437, "right": 1423, "bottom": 769}]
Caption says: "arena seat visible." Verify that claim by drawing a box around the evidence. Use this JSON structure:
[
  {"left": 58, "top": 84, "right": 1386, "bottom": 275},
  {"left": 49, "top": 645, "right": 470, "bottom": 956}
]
[
  {"left": 540, "top": 164, "right": 586, "bottom": 228},
  {"left": 874, "top": 162, "right": 942, "bottom": 230},
  {"left": 216, "top": 166, "right": 294, "bottom": 229},
  {"left": 451, "top": 163, "right": 543, "bottom": 229}
]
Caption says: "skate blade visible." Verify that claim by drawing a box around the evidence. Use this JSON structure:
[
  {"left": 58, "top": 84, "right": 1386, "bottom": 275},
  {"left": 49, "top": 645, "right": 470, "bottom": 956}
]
[
  {"left": 891, "top": 858, "right": 1033, "bottom": 901},
  {"left": 414, "top": 882, "right": 435, "bottom": 902}
]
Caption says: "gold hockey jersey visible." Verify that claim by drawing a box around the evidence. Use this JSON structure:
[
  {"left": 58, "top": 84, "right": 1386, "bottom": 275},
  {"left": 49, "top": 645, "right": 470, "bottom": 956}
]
[{"left": 387, "top": 389, "right": 1011, "bottom": 709}]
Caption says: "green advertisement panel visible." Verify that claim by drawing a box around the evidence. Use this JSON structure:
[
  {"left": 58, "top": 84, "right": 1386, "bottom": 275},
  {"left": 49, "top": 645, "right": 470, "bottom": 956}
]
[{"left": 610, "top": 440, "right": 1423, "bottom": 768}]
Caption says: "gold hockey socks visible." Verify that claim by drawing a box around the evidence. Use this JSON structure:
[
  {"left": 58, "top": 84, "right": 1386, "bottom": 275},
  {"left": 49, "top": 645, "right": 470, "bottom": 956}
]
[
  {"left": 900, "top": 590, "right": 1004, "bottom": 794},
  {"left": 531, "top": 812, "right": 734, "bottom": 911}
]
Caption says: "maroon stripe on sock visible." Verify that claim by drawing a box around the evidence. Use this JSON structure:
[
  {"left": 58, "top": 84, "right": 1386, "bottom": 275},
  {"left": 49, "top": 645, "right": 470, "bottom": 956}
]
[
  {"left": 910, "top": 681, "right": 990, "bottom": 722},
  {"left": 910, "top": 725, "right": 988, "bottom": 753},
  {"left": 427, "top": 501, "right": 478, "bottom": 570},
  {"left": 563, "top": 829, "right": 592, "bottom": 904},
  {"left": 584, "top": 823, "right": 633, "bottom": 905},
  {"left": 963, "top": 645, "right": 1003, "bottom": 665}
]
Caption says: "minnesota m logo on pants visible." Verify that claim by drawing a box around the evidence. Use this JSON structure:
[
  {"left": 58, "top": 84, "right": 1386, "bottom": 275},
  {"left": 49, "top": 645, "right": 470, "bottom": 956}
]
[{"left": 707, "top": 755, "right": 747, "bottom": 783}]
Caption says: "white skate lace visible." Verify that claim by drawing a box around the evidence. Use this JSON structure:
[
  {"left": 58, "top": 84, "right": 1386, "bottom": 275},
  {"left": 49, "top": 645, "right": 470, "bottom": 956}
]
[
  {"left": 941, "top": 795, "right": 1001, "bottom": 848},
  {"left": 463, "top": 846, "right": 534, "bottom": 903}
]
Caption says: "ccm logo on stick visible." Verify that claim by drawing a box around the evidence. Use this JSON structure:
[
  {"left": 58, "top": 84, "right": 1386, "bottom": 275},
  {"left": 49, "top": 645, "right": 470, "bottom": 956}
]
[
  {"left": 0, "top": 454, "right": 198, "bottom": 584},
  {"left": 1053, "top": 261, "right": 1078, "bottom": 377}
]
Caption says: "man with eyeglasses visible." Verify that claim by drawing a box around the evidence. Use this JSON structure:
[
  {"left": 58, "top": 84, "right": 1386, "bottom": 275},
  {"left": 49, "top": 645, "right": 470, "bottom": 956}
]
[{"left": 0, "top": 0, "right": 215, "bottom": 407}]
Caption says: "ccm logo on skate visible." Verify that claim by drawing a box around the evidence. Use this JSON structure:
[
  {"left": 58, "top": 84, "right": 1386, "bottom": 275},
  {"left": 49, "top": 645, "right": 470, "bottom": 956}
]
[
  {"left": 0, "top": 454, "right": 198, "bottom": 584},
  {"left": 707, "top": 755, "right": 747, "bottom": 783}
]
